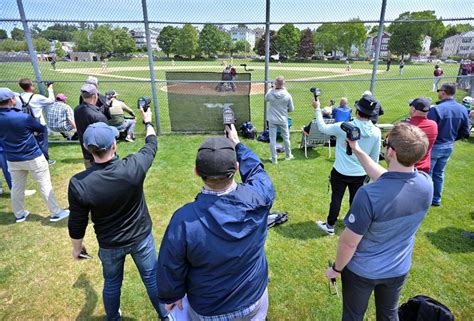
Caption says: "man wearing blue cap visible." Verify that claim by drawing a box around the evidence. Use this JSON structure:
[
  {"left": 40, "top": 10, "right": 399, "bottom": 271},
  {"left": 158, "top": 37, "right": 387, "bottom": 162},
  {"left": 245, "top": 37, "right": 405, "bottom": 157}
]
[
  {"left": 68, "top": 107, "right": 172, "bottom": 321},
  {"left": 0, "top": 88, "right": 69, "bottom": 223}
]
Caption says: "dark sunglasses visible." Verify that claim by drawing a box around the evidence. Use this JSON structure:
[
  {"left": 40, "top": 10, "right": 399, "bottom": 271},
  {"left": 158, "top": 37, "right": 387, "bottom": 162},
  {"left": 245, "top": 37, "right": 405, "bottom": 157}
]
[
  {"left": 436, "top": 89, "right": 444, "bottom": 93},
  {"left": 382, "top": 138, "right": 395, "bottom": 151}
]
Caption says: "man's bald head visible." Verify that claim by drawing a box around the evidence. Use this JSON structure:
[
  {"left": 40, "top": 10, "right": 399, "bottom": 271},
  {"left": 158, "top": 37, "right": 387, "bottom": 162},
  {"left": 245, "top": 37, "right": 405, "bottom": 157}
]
[{"left": 275, "top": 76, "right": 285, "bottom": 89}]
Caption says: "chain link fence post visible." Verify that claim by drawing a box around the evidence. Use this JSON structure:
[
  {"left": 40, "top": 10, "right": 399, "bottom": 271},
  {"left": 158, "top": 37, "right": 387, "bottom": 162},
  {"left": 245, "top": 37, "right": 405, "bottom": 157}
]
[
  {"left": 141, "top": 0, "right": 161, "bottom": 133},
  {"left": 369, "top": 0, "right": 387, "bottom": 94},
  {"left": 16, "top": 0, "right": 45, "bottom": 95},
  {"left": 263, "top": 0, "right": 271, "bottom": 131}
]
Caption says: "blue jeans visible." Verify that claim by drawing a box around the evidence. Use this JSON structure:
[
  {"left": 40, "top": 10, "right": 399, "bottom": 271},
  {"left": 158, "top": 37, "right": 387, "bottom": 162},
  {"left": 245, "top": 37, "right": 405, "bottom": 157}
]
[
  {"left": 429, "top": 145, "right": 453, "bottom": 205},
  {"left": 98, "top": 232, "right": 168, "bottom": 321},
  {"left": 0, "top": 150, "right": 12, "bottom": 190}
]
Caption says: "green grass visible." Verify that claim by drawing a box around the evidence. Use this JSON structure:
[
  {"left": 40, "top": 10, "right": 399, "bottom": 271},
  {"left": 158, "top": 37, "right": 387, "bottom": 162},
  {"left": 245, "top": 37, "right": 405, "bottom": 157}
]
[
  {"left": 0, "top": 131, "right": 473, "bottom": 320},
  {"left": 0, "top": 59, "right": 466, "bottom": 132}
]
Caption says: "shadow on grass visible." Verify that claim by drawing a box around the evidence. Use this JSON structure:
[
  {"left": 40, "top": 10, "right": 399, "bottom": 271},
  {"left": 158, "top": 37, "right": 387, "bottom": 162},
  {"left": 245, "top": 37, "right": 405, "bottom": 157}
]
[
  {"left": 425, "top": 227, "right": 474, "bottom": 253},
  {"left": 272, "top": 220, "right": 328, "bottom": 240},
  {"left": 60, "top": 158, "right": 85, "bottom": 164},
  {"left": 73, "top": 274, "right": 137, "bottom": 321},
  {"left": 0, "top": 212, "right": 45, "bottom": 225}
]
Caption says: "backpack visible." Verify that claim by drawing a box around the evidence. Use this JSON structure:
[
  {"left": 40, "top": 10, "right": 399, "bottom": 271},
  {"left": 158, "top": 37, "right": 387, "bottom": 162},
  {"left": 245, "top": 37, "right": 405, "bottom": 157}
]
[
  {"left": 267, "top": 211, "right": 288, "bottom": 228},
  {"left": 19, "top": 94, "right": 36, "bottom": 118},
  {"left": 398, "top": 295, "right": 454, "bottom": 321},
  {"left": 240, "top": 121, "right": 257, "bottom": 139},
  {"left": 257, "top": 130, "right": 270, "bottom": 143}
]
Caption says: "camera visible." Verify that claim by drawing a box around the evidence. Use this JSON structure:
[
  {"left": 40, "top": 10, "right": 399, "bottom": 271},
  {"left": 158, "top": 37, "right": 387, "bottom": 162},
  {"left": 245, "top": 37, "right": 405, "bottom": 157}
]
[
  {"left": 44, "top": 80, "right": 54, "bottom": 87},
  {"left": 340, "top": 122, "right": 361, "bottom": 155},
  {"left": 137, "top": 96, "right": 151, "bottom": 112},
  {"left": 310, "top": 87, "right": 321, "bottom": 100}
]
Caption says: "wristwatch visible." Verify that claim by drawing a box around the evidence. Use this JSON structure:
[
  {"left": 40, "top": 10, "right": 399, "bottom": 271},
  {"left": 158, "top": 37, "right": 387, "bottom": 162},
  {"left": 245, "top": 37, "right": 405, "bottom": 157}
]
[
  {"left": 332, "top": 263, "right": 343, "bottom": 273},
  {"left": 144, "top": 122, "right": 154, "bottom": 128}
]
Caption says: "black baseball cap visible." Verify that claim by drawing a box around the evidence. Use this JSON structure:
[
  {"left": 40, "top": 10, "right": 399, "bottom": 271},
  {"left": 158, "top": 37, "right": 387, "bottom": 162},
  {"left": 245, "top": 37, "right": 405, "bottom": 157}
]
[
  {"left": 408, "top": 97, "right": 431, "bottom": 112},
  {"left": 196, "top": 137, "right": 237, "bottom": 178}
]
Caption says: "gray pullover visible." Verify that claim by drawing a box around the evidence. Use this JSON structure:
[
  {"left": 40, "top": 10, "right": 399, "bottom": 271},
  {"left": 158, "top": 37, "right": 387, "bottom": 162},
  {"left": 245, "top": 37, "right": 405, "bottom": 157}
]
[{"left": 265, "top": 88, "right": 294, "bottom": 125}]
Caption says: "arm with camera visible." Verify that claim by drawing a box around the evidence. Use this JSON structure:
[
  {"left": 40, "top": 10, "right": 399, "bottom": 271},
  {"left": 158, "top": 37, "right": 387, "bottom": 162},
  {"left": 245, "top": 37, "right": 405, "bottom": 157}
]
[
  {"left": 346, "top": 139, "right": 386, "bottom": 181},
  {"left": 313, "top": 99, "right": 344, "bottom": 136}
]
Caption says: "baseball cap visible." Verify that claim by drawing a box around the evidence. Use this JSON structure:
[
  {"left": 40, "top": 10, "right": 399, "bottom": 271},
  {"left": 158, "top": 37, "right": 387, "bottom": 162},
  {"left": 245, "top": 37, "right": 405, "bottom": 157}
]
[
  {"left": 56, "top": 93, "right": 67, "bottom": 101},
  {"left": 105, "top": 90, "right": 118, "bottom": 99},
  {"left": 196, "top": 137, "right": 237, "bottom": 178},
  {"left": 85, "top": 76, "right": 99, "bottom": 87},
  {"left": 0, "top": 88, "right": 16, "bottom": 101},
  {"left": 355, "top": 94, "right": 378, "bottom": 116},
  {"left": 409, "top": 97, "right": 431, "bottom": 112},
  {"left": 80, "top": 84, "right": 99, "bottom": 95},
  {"left": 83, "top": 122, "right": 119, "bottom": 150}
]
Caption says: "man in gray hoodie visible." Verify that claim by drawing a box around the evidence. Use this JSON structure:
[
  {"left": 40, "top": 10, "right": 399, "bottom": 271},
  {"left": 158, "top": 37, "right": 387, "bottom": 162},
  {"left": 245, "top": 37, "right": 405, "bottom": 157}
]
[{"left": 265, "top": 76, "right": 294, "bottom": 164}]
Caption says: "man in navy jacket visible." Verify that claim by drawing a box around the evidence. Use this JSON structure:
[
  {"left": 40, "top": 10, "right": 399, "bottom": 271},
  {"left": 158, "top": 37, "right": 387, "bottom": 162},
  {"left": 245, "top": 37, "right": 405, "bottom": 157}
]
[
  {"left": 157, "top": 124, "right": 275, "bottom": 320},
  {"left": 427, "top": 82, "right": 470, "bottom": 206}
]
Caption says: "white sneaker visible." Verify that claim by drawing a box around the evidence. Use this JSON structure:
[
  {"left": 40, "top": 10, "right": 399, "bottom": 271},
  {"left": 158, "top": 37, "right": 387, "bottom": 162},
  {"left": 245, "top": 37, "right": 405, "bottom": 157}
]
[
  {"left": 16, "top": 210, "right": 30, "bottom": 223},
  {"left": 316, "top": 221, "right": 335, "bottom": 235},
  {"left": 50, "top": 209, "right": 70, "bottom": 222},
  {"left": 269, "top": 157, "right": 278, "bottom": 164},
  {"left": 24, "top": 189, "right": 36, "bottom": 197},
  {"left": 285, "top": 154, "right": 295, "bottom": 161}
]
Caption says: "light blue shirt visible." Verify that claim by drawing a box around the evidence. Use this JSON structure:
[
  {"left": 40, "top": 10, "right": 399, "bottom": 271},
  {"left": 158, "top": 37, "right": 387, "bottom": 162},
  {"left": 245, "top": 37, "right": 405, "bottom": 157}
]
[{"left": 315, "top": 108, "right": 381, "bottom": 176}]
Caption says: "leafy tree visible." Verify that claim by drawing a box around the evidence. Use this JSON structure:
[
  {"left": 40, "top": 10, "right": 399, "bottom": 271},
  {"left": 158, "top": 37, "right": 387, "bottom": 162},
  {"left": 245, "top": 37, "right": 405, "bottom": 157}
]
[
  {"left": 298, "top": 28, "right": 315, "bottom": 58},
  {"left": 73, "top": 30, "right": 90, "bottom": 52},
  {"left": 55, "top": 42, "right": 66, "bottom": 58},
  {"left": 314, "top": 24, "right": 339, "bottom": 54},
  {"left": 41, "top": 24, "right": 77, "bottom": 41},
  {"left": 338, "top": 19, "right": 366, "bottom": 57},
  {"left": 199, "top": 24, "right": 224, "bottom": 57},
  {"left": 113, "top": 27, "right": 136, "bottom": 54},
  {"left": 11, "top": 27, "right": 25, "bottom": 41},
  {"left": 30, "top": 24, "right": 42, "bottom": 39},
  {"left": 234, "top": 40, "right": 251, "bottom": 53},
  {"left": 444, "top": 23, "right": 474, "bottom": 38},
  {"left": 158, "top": 26, "right": 179, "bottom": 58},
  {"left": 222, "top": 32, "right": 234, "bottom": 55},
  {"left": 387, "top": 11, "right": 446, "bottom": 49},
  {"left": 0, "top": 39, "right": 17, "bottom": 51},
  {"left": 255, "top": 30, "right": 277, "bottom": 56},
  {"left": 276, "top": 24, "right": 300, "bottom": 58},
  {"left": 173, "top": 24, "right": 198, "bottom": 58},
  {"left": 0, "top": 29, "right": 8, "bottom": 39},
  {"left": 33, "top": 37, "right": 51, "bottom": 53},
  {"left": 90, "top": 25, "right": 114, "bottom": 57},
  {"left": 388, "top": 24, "right": 422, "bottom": 59}
]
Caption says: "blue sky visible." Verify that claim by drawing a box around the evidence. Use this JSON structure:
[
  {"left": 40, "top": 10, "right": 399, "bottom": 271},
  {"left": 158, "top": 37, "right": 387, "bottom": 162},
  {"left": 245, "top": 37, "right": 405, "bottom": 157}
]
[{"left": 1, "top": 0, "right": 472, "bottom": 33}]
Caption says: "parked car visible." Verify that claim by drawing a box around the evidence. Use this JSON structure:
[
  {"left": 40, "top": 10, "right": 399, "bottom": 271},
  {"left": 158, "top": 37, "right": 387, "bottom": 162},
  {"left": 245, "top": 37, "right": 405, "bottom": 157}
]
[{"left": 444, "top": 59, "right": 458, "bottom": 63}]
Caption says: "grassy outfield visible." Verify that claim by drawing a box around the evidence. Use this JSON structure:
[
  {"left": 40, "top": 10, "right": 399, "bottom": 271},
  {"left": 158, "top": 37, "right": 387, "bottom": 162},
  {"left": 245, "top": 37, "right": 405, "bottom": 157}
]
[
  {"left": 0, "top": 59, "right": 465, "bottom": 133},
  {"left": 0, "top": 128, "right": 473, "bottom": 319}
]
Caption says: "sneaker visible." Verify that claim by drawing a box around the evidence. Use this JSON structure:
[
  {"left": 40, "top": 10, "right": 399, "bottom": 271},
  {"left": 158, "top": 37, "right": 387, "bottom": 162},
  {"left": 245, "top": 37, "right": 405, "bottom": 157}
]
[
  {"left": 431, "top": 202, "right": 441, "bottom": 207},
  {"left": 125, "top": 136, "right": 135, "bottom": 142},
  {"left": 50, "top": 209, "right": 70, "bottom": 222},
  {"left": 316, "top": 221, "right": 335, "bottom": 235},
  {"left": 24, "top": 189, "right": 36, "bottom": 197},
  {"left": 48, "top": 159, "right": 56, "bottom": 166},
  {"left": 16, "top": 210, "right": 30, "bottom": 223},
  {"left": 285, "top": 154, "right": 295, "bottom": 161},
  {"left": 268, "top": 157, "right": 278, "bottom": 164}
]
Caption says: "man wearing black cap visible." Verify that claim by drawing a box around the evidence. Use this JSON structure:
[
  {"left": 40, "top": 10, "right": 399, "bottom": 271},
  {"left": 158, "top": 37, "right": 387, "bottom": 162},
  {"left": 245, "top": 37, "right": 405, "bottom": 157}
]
[
  {"left": 157, "top": 125, "right": 275, "bottom": 320},
  {"left": 407, "top": 98, "right": 438, "bottom": 173},
  {"left": 74, "top": 84, "right": 109, "bottom": 168},
  {"left": 313, "top": 95, "right": 381, "bottom": 235},
  {"left": 68, "top": 108, "right": 172, "bottom": 321}
]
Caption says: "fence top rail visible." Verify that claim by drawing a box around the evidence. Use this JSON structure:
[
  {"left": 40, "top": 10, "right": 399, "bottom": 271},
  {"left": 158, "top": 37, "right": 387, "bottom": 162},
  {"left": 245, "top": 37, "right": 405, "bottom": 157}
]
[{"left": 1, "top": 17, "right": 472, "bottom": 24}]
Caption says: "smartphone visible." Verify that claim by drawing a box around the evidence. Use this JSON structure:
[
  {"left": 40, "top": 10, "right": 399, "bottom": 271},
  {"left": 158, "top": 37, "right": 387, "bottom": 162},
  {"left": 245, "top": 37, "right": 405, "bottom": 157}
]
[{"left": 78, "top": 249, "right": 93, "bottom": 260}]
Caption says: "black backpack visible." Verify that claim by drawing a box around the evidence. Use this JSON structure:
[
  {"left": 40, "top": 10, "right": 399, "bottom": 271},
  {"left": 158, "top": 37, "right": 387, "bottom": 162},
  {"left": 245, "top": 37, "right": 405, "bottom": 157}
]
[
  {"left": 257, "top": 130, "right": 270, "bottom": 143},
  {"left": 19, "top": 94, "right": 36, "bottom": 118},
  {"left": 398, "top": 295, "right": 454, "bottom": 321},
  {"left": 240, "top": 121, "right": 257, "bottom": 139}
]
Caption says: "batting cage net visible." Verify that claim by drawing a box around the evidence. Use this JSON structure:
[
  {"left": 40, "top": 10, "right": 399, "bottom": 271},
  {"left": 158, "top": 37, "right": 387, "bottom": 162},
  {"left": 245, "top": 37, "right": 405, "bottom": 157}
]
[{"left": 165, "top": 71, "right": 251, "bottom": 132}]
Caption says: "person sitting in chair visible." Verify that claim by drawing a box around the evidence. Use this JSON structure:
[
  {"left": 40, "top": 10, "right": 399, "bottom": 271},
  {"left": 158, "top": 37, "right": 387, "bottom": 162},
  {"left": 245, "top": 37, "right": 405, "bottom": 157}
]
[{"left": 106, "top": 90, "right": 136, "bottom": 142}]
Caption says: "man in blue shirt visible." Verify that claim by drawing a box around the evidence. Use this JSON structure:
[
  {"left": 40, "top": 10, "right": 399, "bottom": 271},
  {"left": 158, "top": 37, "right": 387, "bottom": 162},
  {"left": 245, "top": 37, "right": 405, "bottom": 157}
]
[
  {"left": 427, "top": 82, "right": 470, "bottom": 206},
  {"left": 325, "top": 123, "right": 433, "bottom": 321},
  {"left": 0, "top": 88, "right": 69, "bottom": 223},
  {"left": 157, "top": 124, "right": 275, "bottom": 320},
  {"left": 332, "top": 97, "right": 352, "bottom": 122}
]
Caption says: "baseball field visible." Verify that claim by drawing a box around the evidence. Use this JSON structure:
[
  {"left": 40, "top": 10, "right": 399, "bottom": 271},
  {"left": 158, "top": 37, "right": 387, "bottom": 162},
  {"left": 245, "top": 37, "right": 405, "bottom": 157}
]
[{"left": 0, "top": 59, "right": 472, "bottom": 320}]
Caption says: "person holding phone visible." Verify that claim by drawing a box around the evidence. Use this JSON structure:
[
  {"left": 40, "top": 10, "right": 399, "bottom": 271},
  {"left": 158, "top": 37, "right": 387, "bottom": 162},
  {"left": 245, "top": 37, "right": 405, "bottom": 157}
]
[{"left": 68, "top": 107, "right": 172, "bottom": 321}]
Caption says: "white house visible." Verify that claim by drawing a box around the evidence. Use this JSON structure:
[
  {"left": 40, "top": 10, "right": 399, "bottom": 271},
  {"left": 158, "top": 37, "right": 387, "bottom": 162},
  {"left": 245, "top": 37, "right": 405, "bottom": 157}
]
[
  {"left": 420, "top": 35, "right": 431, "bottom": 57},
  {"left": 458, "top": 31, "right": 474, "bottom": 58},
  {"left": 129, "top": 28, "right": 160, "bottom": 50},
  {"left": 365, "top": 31, "right": 391, "bottom": 58},
  {"left": 442, "top": 33, "right": 462, "bottom": 58},
  {"left": 229, "top": 26, "right": 256, "bottom": 49}
]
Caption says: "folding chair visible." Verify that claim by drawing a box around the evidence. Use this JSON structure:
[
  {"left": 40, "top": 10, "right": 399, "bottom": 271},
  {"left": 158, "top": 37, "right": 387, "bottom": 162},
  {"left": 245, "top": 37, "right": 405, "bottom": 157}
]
[{"left": 300, "top": 119, "right": 335, "bottom": 158}]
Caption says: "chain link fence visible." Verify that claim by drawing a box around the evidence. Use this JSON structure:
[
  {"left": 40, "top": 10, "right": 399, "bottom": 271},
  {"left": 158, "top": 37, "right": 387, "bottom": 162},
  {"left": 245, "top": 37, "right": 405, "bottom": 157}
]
[{"left": 0, "top": 0, "right": 473, "bottom": 133}]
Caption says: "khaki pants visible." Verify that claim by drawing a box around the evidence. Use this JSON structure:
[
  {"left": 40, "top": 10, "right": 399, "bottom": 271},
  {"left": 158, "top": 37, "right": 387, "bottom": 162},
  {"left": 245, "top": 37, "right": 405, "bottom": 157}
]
[{"left": 7, "top": 155, "right": 60, "bottom": 218}]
